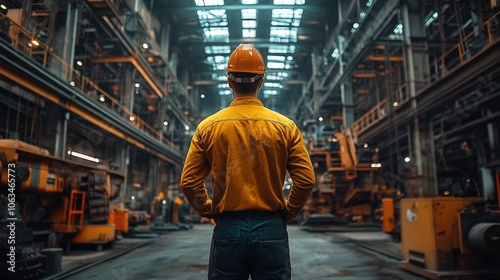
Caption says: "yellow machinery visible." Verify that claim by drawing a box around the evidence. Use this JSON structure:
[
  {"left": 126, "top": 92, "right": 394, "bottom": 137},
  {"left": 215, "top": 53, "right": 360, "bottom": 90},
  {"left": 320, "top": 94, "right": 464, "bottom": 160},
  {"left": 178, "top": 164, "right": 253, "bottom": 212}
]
[
  {"left": 0, "top": 139, "right": 126, "bottom": 251},
  {"left": 303, "top": 129, "right": 392, "bottom": 229},
  {"left": 381, "top": 198, "right": 396, "bottom": 235},
  {"left": 398, "top": 197, "right": 500, "bottom": 279},
  {"left": 382, "top": 169, "right": 500, "bottom": 278}
]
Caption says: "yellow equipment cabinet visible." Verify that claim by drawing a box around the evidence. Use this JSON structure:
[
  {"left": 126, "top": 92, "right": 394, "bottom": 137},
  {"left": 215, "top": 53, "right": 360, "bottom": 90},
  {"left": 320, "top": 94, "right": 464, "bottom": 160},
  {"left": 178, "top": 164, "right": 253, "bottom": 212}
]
[
  {"left": 71, "top": 224, "right": 116, "bottom": 251},
  {"left": 399, "top": 197, "right": 500, "bottom": 279},
  {"left": 381, "top": 198, "right": 396, "bottom": 233},
  {"left": 109, "top": 208, "right": 129, "bottom": 234}
]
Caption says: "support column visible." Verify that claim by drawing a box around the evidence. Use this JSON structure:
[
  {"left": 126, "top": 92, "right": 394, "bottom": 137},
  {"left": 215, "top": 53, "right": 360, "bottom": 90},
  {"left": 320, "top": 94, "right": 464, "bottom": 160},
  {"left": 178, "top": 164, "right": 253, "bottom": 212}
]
[
  {"left": 337, "top": 32, "right": 354, "bottom": 131},
  {"left": 482, "top": 110, "right": 500, "bottom": 200},
  {"left": 468, "top": 0, "right": 487, "bottom": 55},
  {"left": 148, "top": 155, "right": 159, "bottom": 209},
  {"left": 48, "top": 3, "right": 79, "bottom": 81},
  {"left": 336, "top": 0, "right": 355, "bottom": 130},
  {"left": 159, "top": 21, "right": 171, "bottom": 62},
  {"left": 121, "top": 66, "right": 136, "bottom": 116},
  {"left": 401, "top": 0, "right": 435, "bottom": 197},
  {"left": 112, "top": 141, "right": 130, "bottom": 203},
  {"left": 340, "top": 76, "right": 355, "bottom": 130},
  {"left": 41, "top": 108, "right": 67, "bottom": 158}
]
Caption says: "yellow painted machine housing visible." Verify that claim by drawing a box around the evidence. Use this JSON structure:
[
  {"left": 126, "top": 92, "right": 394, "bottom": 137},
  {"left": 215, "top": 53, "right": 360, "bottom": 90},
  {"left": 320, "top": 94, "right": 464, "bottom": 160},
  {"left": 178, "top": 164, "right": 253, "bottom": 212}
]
[
  {"left": 71, "top": 224, "right": 116, "bottom": 245},
  {"left": 399, "top": 197, "right": 478, "bottom": 272},
  {"left": 109, "top": 209, "right": 129, "bottom": 233},
  {"left": 0, "top": 139, "right": 124, "bottom": 249},
  {"left": 0, "top": 140, "right": 64, "bottom": 193},
  {"left": 381, "top": 198, "right": 395, "bottom": 233}
]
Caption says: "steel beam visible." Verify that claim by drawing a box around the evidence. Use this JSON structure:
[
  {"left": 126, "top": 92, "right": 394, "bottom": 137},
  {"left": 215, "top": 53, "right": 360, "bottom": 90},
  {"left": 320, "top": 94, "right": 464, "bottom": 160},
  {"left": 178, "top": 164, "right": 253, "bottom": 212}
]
[{"left": 0, "top": 41, "right": 185, "bottom": 166}]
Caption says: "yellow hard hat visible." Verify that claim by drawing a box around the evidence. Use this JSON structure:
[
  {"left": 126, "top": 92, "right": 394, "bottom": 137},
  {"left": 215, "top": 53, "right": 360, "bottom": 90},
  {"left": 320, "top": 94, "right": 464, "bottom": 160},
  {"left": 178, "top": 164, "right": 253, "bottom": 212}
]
[{"left": 226, "top": 44, "right": 266, "bottom": 75}]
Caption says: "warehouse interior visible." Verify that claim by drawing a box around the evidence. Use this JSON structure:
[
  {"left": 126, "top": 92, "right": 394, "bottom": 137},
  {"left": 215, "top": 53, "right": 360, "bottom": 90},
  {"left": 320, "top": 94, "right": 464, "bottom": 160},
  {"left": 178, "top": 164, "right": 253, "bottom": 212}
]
[{"left": 1, "top": 0, "right": 499, "bottom": 279}]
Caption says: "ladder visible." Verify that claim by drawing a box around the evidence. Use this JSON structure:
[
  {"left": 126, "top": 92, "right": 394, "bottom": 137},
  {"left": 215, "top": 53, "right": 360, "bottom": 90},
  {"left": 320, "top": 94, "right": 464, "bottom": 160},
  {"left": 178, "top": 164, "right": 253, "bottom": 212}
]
[{"left": 67, "top": 190, "right": 86, "bottom": 231}]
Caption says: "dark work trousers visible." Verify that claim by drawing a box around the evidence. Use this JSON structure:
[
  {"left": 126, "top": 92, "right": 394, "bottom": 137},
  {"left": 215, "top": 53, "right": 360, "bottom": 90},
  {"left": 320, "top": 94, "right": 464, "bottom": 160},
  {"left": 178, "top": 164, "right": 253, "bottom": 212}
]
[{"left": 208, "top": 210, "right": 291, "bottom": 280}]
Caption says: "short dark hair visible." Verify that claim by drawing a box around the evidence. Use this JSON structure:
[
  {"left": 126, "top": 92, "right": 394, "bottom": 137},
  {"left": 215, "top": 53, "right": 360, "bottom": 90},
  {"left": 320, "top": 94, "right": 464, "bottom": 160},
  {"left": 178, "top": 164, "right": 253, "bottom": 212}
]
[{"left": 229, "top": 72, "right": 262, "bottom": 94}]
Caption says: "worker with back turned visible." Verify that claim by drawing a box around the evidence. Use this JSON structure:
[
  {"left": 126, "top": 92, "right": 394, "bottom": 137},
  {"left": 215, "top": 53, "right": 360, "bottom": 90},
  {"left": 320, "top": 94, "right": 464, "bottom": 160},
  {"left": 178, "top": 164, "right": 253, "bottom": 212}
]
[{"left": 180, "top": 43, "right": 315, "bottom": 280}]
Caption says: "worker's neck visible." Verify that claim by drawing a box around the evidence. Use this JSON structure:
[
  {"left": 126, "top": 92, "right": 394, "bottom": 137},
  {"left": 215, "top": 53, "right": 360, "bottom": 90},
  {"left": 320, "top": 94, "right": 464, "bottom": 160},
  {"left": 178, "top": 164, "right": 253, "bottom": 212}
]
[{"left": 233, "top": 93, "right": 258, "bottom": 99}]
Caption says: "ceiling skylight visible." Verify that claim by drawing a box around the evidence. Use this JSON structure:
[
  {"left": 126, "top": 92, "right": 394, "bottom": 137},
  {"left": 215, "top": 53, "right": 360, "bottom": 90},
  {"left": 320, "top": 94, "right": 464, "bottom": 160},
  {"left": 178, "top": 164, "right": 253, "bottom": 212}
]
[
  {"left": 242, "top": 20, "right": 257, "bottom": 28},
  {"left": 205, "top": 46, "right": 231, "bottom": 54},
  {"left": 274, "top": 0, "right": 305, "bottom": 4},
  {"left": 266, "top": 72, "right": 289, "bottom": 81},
  {"left": 195, "top": 0, "right": 224, "bottom": 6},
  {"left": 206, "top": 56, "right": 228, "bottom": 70},
  {"left": 194, "top": 0, "right": 306, "bottom": 97},
  {"left": 241, "top": 9, "right": 257, "bottom": 19},
  {"left": 212, "top": 74, "right": 228, "bottom": 81},
  {"left": 264, "top": 82, "right": 284, "bottom": 89},
  {"left": 268, "top": 45, "right": 296, "bottom": 53},
  {"left": 263, "top": 90, "right": 279, "bottom": 95}
]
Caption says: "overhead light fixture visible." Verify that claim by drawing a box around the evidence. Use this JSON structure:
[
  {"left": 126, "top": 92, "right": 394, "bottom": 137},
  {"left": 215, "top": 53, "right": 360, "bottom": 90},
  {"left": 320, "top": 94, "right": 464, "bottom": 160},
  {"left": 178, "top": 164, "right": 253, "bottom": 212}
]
[
  {"left": 76, "top": 60, "right": 83, "bottom": 66},
  {"left": 67, "top": 150, "right": 100, "bottom": 163},
  {"left": 129, "top": 116, "right": 135, "bottom": 121},
  {"left": 99, "top": 95, "right": 105, "bottom": 102},
  {"left": 142, "top": 43, "right": 149, "bottom": 49}
]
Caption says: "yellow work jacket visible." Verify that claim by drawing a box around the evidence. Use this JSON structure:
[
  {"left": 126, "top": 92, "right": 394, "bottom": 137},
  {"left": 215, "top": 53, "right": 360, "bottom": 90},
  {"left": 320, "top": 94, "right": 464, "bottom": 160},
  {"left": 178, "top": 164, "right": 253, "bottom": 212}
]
[{"left": 180, "top": 96, "right": 315, "bottom": 221}]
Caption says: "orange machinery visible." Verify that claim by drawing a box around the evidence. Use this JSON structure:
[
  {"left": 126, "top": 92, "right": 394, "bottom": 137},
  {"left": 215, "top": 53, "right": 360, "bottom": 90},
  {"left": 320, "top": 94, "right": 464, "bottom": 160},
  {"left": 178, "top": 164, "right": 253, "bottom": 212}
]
[
  {"left": 303, "top": 129, "right": 392, "bottom": 229},
  {"left": 396, "top": 169, "right": 500, "bottom": 279},
  {"left": 0, "top": 139, "right": 128, "bottom": 251}
]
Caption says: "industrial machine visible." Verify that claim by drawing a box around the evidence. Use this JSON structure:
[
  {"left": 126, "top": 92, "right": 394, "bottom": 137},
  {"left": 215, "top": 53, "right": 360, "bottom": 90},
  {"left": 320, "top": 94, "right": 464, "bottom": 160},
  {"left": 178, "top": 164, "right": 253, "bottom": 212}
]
[
  {"left": 387, "top": 132, "right": 500, "bottom": 278},
  {"left": 398, "top": 196, "right": 500, "bottom": 279},
  {"left": 0, "top": 139, "right": 127, "bottom": 278},
  {"left": 303, "top": 128, "right": 391, "bottom": 230}
]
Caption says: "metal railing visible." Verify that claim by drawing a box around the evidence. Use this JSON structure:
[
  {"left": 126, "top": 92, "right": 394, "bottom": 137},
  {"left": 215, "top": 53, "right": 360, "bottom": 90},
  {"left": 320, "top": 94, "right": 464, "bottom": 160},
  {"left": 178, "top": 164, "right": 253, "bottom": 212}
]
[
  {"left": 352, "top": 11, "right": 499, "bottom": 139},
  {"left": 0, "top": 13, "right": 179, "bottom": 152}
]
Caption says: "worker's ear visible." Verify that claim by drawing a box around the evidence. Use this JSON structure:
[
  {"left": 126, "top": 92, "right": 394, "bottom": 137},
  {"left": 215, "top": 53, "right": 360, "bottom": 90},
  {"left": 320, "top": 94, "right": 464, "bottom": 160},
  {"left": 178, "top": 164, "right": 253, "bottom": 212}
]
[
  {"left": 257, "top": 77, "right": 263, "bottom": 89},
  {"left": 228, "top": 77, "right": 235, "bottom": 89}
]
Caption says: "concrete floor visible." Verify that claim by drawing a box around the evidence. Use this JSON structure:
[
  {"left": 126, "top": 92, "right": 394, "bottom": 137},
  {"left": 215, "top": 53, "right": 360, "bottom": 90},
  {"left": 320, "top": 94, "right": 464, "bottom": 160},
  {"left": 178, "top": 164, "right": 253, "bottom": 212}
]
[{"left": 66, "top": 224, "right": 425, "bottom": 280}]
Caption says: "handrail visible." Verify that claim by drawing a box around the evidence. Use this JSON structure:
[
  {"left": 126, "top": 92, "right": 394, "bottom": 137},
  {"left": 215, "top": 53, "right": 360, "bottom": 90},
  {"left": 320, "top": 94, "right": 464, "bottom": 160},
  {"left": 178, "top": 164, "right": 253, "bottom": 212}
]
[
  {"left": 0, "top": 13, "right": 179, "bottom": 152},
  {"left": 352, "top": 11, "right": 500, "bottom": 139}
]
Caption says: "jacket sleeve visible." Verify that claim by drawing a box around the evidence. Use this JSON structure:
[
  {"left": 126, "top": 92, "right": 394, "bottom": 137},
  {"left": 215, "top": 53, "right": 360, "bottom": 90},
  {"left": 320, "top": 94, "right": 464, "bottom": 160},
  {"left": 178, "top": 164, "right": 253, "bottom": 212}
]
[
  {"left": 179, "top": 130, "right": 214, "bottom": 218},
  {"left": 284, "top": 124, "right": 315, "bottom": 221}
]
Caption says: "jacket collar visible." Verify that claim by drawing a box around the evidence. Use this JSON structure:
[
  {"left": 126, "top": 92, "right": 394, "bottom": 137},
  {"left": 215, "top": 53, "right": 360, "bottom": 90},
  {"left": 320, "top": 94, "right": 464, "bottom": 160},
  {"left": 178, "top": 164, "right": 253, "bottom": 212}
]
[{"left": 229, "top": 96, "right": 263, "bottom": 107}]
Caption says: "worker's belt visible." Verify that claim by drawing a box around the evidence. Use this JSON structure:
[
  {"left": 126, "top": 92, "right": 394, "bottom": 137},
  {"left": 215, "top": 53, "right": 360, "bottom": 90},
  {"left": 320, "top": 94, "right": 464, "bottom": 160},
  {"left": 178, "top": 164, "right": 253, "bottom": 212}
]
[{"left": 217, "top": 210, "right": 284, "bottom": 220}]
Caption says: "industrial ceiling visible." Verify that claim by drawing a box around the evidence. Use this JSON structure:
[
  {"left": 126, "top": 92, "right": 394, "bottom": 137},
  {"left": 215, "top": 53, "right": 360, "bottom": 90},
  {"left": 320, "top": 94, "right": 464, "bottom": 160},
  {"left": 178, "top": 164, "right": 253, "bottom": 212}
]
[{"left": 152, "top": 0, "right": 336, "bottom": 118}]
